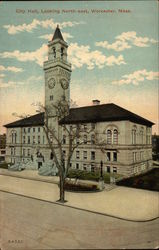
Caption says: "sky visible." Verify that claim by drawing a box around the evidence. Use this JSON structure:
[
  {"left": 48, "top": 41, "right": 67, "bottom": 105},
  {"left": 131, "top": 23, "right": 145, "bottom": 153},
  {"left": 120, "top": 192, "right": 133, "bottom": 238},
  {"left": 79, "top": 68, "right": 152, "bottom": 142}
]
[{"left": 0, "top": 0, "right": 158, "bottom": 134}]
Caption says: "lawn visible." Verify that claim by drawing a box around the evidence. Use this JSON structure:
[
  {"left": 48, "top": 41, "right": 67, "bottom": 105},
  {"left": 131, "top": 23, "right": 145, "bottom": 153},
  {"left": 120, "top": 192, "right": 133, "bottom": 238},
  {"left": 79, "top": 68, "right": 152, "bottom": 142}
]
[{"left": 116, "top": 168, "right": 159, "bottom": 192}]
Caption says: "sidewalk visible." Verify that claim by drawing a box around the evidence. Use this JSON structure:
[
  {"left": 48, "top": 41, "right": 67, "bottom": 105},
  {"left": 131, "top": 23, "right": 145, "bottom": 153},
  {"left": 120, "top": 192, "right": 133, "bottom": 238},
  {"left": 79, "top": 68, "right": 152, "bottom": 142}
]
[{"left": 0, "top": 169, "right": 159, "bottom": 222}]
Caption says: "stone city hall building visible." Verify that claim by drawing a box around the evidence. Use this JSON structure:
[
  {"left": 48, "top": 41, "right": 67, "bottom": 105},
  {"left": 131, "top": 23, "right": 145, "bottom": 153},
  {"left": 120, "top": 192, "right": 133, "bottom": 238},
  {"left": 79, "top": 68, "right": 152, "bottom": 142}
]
[{"left": 4, "top": 26, "right": 154, "bottom": 176}]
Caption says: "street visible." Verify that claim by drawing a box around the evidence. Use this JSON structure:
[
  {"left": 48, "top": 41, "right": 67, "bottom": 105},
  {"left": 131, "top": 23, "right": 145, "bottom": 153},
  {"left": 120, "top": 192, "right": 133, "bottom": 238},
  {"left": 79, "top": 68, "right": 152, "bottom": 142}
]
[{"left": 1, "top": 191, "right": 159, "bottom": 249}]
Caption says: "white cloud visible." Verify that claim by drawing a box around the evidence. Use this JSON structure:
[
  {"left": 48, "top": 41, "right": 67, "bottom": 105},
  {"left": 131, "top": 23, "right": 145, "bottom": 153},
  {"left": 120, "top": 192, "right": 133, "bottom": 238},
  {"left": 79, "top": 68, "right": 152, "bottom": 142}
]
[
  {"left": 112, "top": 69, "right": 159, "bottom": 85},
  {"left": 68, "top": 43, "right": 126, "bottom": 70},
  {"left": 0, "top": 42, "right": 126, "bottom": 69},
  {"left": 0, "top": 65, "right": 24, "bottom": 73},
  {"left": 39, "top": 32, "right": 73, "bottom": 41},
  {"left": 0, "top": 44, "right": 48, "bottom": 66},
  {"left": 95, "top": 31, "right": 158, "bottom": 51},
  {"left": 4, "top": 19, "right": 82, "bottom": 34},
  {"left": 0, "top": 75, "right": 43, "bottom": 88}
]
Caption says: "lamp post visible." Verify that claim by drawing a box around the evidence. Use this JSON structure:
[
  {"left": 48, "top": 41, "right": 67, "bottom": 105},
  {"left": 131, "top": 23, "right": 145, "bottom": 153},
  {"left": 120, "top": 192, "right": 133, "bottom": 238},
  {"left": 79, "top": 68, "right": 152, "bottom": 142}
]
[{"left": 100, "top": 160, "right": 103, "bottom": 179}]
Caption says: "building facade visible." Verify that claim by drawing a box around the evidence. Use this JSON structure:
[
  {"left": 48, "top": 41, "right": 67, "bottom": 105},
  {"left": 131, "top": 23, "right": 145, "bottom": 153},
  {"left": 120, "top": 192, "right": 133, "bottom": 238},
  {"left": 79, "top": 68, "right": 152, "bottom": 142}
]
[{"left": 4, "top": 26, "right": 154, "bottom": 176}]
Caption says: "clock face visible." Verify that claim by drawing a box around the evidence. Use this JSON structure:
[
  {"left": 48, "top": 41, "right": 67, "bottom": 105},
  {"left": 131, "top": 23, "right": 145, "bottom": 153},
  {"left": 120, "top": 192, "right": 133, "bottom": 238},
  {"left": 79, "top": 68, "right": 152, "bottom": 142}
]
[
  {"left": 48, "top": 78, "right": 56, "bottom": 89},
  {"left": 60, "top": 78, "right": 69, "bottom": 90}
]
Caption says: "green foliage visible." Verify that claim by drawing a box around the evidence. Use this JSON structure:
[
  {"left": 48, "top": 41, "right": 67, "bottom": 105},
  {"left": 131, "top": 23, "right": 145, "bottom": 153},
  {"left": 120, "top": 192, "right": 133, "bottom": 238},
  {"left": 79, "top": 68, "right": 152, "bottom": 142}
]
[{"left": 67, "top": 169, "right": 122, "bottom": 183}]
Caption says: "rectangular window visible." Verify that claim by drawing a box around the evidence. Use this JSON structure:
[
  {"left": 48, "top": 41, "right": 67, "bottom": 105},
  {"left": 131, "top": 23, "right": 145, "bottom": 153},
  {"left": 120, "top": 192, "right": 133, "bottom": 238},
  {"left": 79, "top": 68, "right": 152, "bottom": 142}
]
[
  {"left": 50, "top": 95, "right": 53, "bottom": 101},
  {"left": 83, "top": 164, "right": 87, "bottom": 171},
  {"left": 113, "top": 167, "right": 117, "bottom": 173},
  {"left": 28, "top": 149, "right": 30, "bottom": 157},
  {"left": 76, "top": 163, "right": 79, "bottom": 170},
  {"left": 83, "top": 151, "right": 87, "bottom": 160},
  {"left": 113, "top": 152, "right": 117, "bottom": 162},
  {"left": 38, "top": 127, "right": 40, "bottom": 132},
  {"left": 23, "top": 136, "right": 25, "bottom": 144},
  {"left": 38, "top": 136, "right": 40, "bottom": 144},
  {"left": 70, "top": 163, "right": 72, "bottom": 168},
  {"left": 91, "top": 164, "right": 95, "bottom": 172},
  {"left": 62, "top": 135, "right": 66, "bottom": 144},
  {"left": 28, "top": 128, "right": 30, "bottom": 133},
  {"left": 14, "top": 148, "right": 16, "bottom": 155},
  {"left": 23, "top": 128, "right": 26, "bottom": 133},
  {"left": 133, "top": 152, "right": 137, "bottom": 162},
  {"left": 28, "top": 136, "right": 30, "bottom": 144},
  {"left": 33, "top": 128, "right": 35, "bottom": 133},
  {"left": 106, "top": 152, "right": 111, "bottom": 161},
  {"left": 11, "top": 148, "right": 13, "bottom": 155},
  {"left": 91, "top": 151, "right": 95, "bottom": 160},
  {"left": 63, "top": 150, "right": 66, "bottom": 158},
  {"left": 33, "top": 136, "right": 35, "bottom": 144},
  {"left": 107, "top": 166, "right": 111, "bottom": 173},
  {"left": 23, "top": 148, "right": 25, "bottom": 156},
  {"left": 76, "top": 151, "right": 80, "bottom": 159}
]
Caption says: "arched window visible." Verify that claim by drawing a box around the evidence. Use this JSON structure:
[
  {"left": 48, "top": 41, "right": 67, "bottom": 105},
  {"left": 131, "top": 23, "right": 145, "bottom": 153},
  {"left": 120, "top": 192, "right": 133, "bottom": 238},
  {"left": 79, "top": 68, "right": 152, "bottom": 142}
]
[
  {"left": 61, "top": 47, "right": 64, "bottom": 58},
  {"left": 107, "top": 130, "right": 112, "bottom": 144},
  {"left": 132, "top": 127, "right": 137, "bottom": 144},
  {"left": 91, "top": 134, "right": 95, "bottom": 144},
  {"left": 84, "top": 134, "right": 87, "bottom": 144},
  {"left": 11, "top": 131, "right": 17, "bottom": 144},
  {"left": 140, "top": 127, "right": 144, "bottom": 144},
  {"left": 53, "top": 47, "right": 56, "bottom": 58},
  {"left": 113, "top": 129, "right": 118, "bottom": 144}
]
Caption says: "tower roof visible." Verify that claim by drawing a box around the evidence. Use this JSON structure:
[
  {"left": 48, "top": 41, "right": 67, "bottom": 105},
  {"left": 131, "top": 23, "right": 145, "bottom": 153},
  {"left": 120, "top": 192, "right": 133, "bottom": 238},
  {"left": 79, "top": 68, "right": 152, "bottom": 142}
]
[{"left": 52, "top": 25, "right": 64, "bottom": 41}]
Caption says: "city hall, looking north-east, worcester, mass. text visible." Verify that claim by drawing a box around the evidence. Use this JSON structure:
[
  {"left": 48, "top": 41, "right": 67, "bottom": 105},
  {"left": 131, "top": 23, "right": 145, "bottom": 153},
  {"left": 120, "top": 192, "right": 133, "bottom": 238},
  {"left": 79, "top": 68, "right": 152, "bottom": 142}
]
[{"left": 4, "top": 26, "right": 154, "bottom": 176}]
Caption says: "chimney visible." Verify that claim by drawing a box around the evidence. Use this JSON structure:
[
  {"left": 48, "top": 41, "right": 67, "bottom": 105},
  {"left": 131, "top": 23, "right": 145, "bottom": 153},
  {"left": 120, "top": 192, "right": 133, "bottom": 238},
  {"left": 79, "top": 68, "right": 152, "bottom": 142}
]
[{"left": 92, "top": 100, "right": 100, "bottom": 105}]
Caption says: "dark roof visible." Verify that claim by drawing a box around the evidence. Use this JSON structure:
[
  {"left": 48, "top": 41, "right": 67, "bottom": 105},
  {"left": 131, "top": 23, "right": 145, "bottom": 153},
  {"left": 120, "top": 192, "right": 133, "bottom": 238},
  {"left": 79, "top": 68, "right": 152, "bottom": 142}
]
[
  {"left": 4, "top": 113, "right": 44, "bottom": 128},
  {"left": 4, "top": 103, "right": 154, "bottom": 128},
  {"left": 52, "top": 25, "right": 64, "bottom": 41},
  {"left": 60, "top": 103, "right": 154, "bottom": 127}
]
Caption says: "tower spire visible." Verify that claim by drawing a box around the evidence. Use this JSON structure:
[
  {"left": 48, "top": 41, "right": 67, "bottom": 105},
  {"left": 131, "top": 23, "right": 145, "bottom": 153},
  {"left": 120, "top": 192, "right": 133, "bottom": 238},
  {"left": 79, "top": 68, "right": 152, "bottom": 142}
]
[{"left": 52, "top": 24, "right": 64, "bottom": 41}]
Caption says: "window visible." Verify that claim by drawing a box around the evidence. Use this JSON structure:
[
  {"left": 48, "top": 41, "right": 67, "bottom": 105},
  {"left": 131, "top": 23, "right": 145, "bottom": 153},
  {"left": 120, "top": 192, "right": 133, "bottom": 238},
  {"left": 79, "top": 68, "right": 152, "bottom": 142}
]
[
  {"left": 106, "top": 152, "right": 111, "bottom": 161},
  {"left": 113, "top": 129, "right": 118, "bottom": 144},
  {"left": 11, "top": 147, "right": 13, "bottom": 155},
  {"left": 28, "top": 149, "right": 30, "bottom": 157},
  {"left": 107, "top": 130, "right": 112, "bottom": 144},
  {"left": 91, "top": 134, "right": 95, "bottom": 144},
  {"left": 11, "top": 131, "right": 17, "bottom": 143},
  {"left": 91, "top": 123, "right": 95, "bottom": 130},
  {"left": 83, "top": 164, "right": 87, "bottom": 171},
  {"left": 23, "top": 128, "right": 26, "bottom": 133},
  {"left": 63, "top": 150, "right": 66, "bottom": 158},
  {"left": 38, "top": 136, "right": 40, "bottom": 144},
  {"left": 14, "top": 148, "right": 16, "bottom": 155},
  {"left": 113, "top": 152, "right": 117, "bottom": 162},
  {"left": 50, "top": 95, "right": 53, "bottom": 101},
  {"left": 107, "top": 166, "right": 110, "bottom": 173},
  {"left": 76, "top": 151, "right": 80, "bottom": 159},
  {"left": 84, "top": 125, "right": 87, "bottom": 131},
  {"left": 61, "top": 47, "right": 64, "bottom": 58},
  {"left": 84, "top": 134, "right": 87, "bottom": 144},
  {"left": 132, "top": 128, "right": 137, "bottom": 144},
  {"left": 76, "top": 163, "right": 79, "bottom": 170},
  {"left": 91, "top": 164, "right": 95, "bottom": 172},
  {"left": 23, "top": 148, "right": 25, "bottom": 156},
  {"left": 91, "top": 151, "right": 95, "bottom": 160},
  {"left": 23, "top": 136, "right": 25, "bottom": 144},
  {"left": 62, "top": 135, "right": 66, "bottom": 144},
  {"left": 83, "top": 151, "right": 87, "bottom": 160},
  {"left": 33, "top": 128, "right": 35, "bottom": 133},
  {"left": 28, "top": 136, "right": 30, "bottom": 144},
  {"left": 38, "top": 127, "right": 40, "bottom": 132},
  {"left": 70, "top": 163, "right": 72, "bottom": 168},
  {"left": 113, "top": 167, "right": 117, "bottom": 173},
  {"left": 140, "top": 128, "right": 144, "bottom": 144},
  {"left": 33, "top": 136, "right": 35, "bottom": 144},
  {"left": 28, "top": 128, "right": 30, "bottom": 133},
  {"left": 53, "top": 47, "right": 56, "bottom": 58},
  {"left": 50, "top": 152, "right": 53, "bottom": 160},
  {"left": 133, "top": 152, "right": 137, "bottom": 162},
  {"left": 76, "top": 138, "right": 80, "bottom": 144}
]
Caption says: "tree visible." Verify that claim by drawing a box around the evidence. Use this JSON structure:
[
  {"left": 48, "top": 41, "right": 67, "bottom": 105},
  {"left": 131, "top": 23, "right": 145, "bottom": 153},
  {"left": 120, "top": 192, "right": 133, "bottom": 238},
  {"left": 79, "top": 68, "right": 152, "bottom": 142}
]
[{"left": 35, "top": 97, "right": 94, "bottom": 203}]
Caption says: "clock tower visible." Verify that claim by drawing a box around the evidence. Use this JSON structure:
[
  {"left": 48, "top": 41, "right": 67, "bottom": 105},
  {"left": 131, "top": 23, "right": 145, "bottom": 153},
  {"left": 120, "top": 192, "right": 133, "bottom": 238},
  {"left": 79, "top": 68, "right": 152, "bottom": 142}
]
[{"left": 43, "top": 25, "right": 71, "bottom": 117}]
